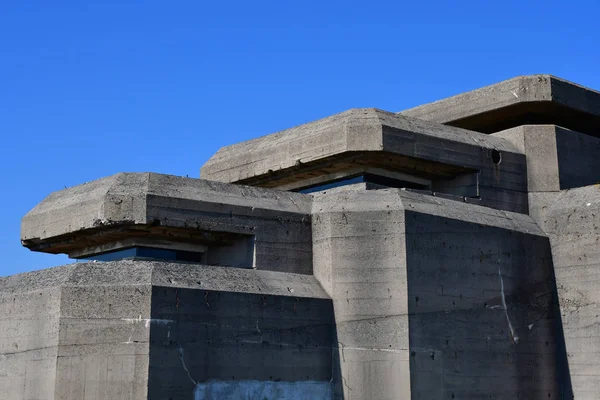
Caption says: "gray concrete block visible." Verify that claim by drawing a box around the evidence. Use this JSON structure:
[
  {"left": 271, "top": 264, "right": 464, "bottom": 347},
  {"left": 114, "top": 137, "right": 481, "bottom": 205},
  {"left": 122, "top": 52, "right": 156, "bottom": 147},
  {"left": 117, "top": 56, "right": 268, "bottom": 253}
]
[
  {"left": 400, "top": 75, "right": 600, "bottom": 135},
  {"left": 532, "top": 185, "right": 600, "bottom": 399},
  {"left": 201, "top": 109, "right": 527, "bottom": 213},
  {"left": 0, "top": 286, "right": 61, "bottom": 400},
  {"left": 14, "top": 73, "right": 600, "bottom": 399},
  {"left": 21, "top": 173, "right": 314, "bottom": 274},
  {"left": 0, "top": 261, "right": 334, "bottom": 400},
  {"left": 312, "top": 189, "right": 563, "bottom": 399},
  {"left": 494, "top": 125, "right": 600, "bottom": 194}
]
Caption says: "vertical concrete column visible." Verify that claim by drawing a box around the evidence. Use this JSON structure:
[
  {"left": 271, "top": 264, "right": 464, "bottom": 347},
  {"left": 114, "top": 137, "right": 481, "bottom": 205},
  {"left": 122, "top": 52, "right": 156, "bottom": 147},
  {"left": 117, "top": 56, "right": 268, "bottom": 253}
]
[{"left": 313, "top": 190, "right": 411, "bottom": 400}]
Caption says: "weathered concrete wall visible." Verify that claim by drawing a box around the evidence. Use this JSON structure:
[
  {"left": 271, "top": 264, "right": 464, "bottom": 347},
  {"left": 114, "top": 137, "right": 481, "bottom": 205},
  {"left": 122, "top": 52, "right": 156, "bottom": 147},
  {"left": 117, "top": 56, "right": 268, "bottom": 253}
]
[
  {"left": 313, "top": 188, "right": 565, "bottom": 399},
  {"left": 202, "top": 109, "right": 528, "bottom": 213},
  {"left": 380, "top": 122, "right": 528, "bottom": 213},
  {"left": 555, "top": 128, "right": 600, "bottom": 189},
  {"left": 405, "top": 211, "right": 562, "bottom": 399},
  {"left": 0, "top": 263, "right": 154, "bottom": 400},
  {"left": 145, "top": 174, "right": 314, "bottom": 274},
  {"left": 22, "top": 173, "right": 314, "bottom": 275},
  {"left": 400, "top": 75, "right": 600, "bottom": 136},
  {"left": 313, "top": 189, "right": 411, "bottom": 400},
  {"left": 493, "top": 125, "right": 600, "bottom": 399},
  {"left": 202, "top": 109, "right": 522, "bottom": 186},
  {"left": 534, "top": 186, "right": 600, "bottom": 399},
  {"left": 494, "top": 125, "right": 600, "bottom": 192},
  {"left": 147, "top": 288, "right": 333, "bottom": 399},
  {"left": 0, "top": 261, "right": 334, "bottom": 400},
  {"left": 54, "top": 264, "right": 153, "bottom": 400},
  {"left": 401, "top": 75, "right": 555, "bottom": 125},
  {"left": 0, "top": 281, "right": 61, "bottom": 400},
  {"left": 145, "top": 262, "right": 334, "bottom": 400}
]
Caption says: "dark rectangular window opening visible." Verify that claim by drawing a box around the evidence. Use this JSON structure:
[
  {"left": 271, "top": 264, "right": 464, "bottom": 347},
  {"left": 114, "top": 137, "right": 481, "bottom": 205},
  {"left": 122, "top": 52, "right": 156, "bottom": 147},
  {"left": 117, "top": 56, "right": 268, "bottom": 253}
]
[
  {"left": 78, "top": 246, "right": 206, "bottom": 263},
  {"left": 295, "top": 173, "right": 429, "bottom": 194},
  {"left": 75, "top": 234, "right": 256, "bottom": 269}
]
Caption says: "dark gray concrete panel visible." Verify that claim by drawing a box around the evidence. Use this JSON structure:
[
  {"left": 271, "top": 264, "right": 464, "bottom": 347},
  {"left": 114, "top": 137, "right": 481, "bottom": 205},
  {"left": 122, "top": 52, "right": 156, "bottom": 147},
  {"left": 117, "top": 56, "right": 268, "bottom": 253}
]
[
  {"left": 494, "top": 125, "right": 600, "bottom": 193},
  {"left": 556, "top": 127, "right": 600, "bottom": 189},
  {"left": 147, "top": 287, "right": 334, "bottom": 400},
  {"left": 537, "top": 185, "right": 600, "bottom": 399},
  {"left": 312, "top": 189, "right": 566, "bottom": 399},
  {"left": 494, "top": 125, "right": 560, "bottom": 192},
  {"left": 382, "top": 120, "right": 529, "bottom": 212},
  {"left": 405, "top": 211, "right": 564, "bottom": 399},
  {"left": 400, "top": 75, "right": 600, "bottom": 135}
]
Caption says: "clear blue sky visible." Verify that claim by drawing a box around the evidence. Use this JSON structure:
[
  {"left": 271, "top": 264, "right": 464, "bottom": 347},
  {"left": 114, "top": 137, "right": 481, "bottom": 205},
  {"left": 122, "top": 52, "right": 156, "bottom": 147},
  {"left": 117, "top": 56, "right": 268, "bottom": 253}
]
[{"left": 1, "top": 1, "right": 599, "bottom": 276}]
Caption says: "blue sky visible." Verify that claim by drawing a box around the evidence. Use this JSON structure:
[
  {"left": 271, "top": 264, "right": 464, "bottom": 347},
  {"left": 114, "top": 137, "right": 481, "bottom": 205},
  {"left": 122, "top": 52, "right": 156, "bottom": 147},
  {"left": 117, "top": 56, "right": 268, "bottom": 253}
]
[{"left": 1, "top": 1, "right": 599, "bottom": 276}]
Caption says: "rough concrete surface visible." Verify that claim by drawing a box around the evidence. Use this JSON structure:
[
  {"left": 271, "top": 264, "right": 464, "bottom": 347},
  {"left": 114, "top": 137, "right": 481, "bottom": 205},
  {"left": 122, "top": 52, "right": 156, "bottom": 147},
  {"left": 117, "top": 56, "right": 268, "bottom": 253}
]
[
  {"left": 202, "top": 108, "right": 528, "bottom": 213},
  {"left": 532, "top": 185, "right": 600, "bottom": 399},
  {"left": 7, "top": 74, "right": 600, "bottom": 399},
  {"left": 312, "top": 189, "right": 565, "bottom": 399},
  {"left": 0, "top": 261, "right": 334, "bottom": 400},
  {"left": 201, "top": 108, "right": 521, "bottom": 185},
  {"left": 494, "top": 125, "right": 600, "bottom": 192},
  {"left": 22, "top": 173, "right": 314, "bottom": 274},
  {"left": 400, "top": 75, "right": 600, "bottom": 135}
]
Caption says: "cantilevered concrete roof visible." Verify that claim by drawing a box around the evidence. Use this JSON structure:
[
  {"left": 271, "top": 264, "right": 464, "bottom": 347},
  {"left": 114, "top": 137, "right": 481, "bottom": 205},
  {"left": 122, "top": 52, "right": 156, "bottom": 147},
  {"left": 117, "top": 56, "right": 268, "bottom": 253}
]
[
  {"left": 21, "top": 173, "right": 314, "bottom": 274},
  {"left": 200, "top": 108, "right": 521, "bottom": 189},
  {"left": 400, "top": 75, "right": 600, "bottom": 135}
]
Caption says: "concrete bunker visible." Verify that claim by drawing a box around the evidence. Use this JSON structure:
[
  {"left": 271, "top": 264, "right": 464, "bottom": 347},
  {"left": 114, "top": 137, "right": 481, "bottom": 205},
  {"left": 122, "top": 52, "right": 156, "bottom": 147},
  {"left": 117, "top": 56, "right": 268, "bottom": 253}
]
[{"left": 8, "top": 74, "right": 600, "bottom": 399}]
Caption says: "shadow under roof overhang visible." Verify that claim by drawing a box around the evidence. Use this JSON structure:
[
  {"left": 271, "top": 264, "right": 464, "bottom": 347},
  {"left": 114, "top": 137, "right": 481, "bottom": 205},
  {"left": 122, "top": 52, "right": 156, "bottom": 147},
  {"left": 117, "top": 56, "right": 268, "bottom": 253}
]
[{"left": 400, "top": 75, "right": 600, "bottom": 136}]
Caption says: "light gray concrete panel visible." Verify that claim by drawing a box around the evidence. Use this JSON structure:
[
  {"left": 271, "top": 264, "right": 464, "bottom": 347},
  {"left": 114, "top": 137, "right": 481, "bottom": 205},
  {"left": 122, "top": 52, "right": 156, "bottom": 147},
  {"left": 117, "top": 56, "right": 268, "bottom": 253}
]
[
  {"left": 0, "top": 287, "right": 61, "bottom": 400},
  {"left": 402, "top": 75, "right": 552, "bottom": 123}
]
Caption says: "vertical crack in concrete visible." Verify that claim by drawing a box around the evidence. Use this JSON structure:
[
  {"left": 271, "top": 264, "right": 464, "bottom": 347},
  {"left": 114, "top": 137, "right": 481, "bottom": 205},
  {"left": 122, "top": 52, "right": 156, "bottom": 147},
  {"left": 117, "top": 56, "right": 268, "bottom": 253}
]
[
  {"left": 178, "top": 345, "right": 198, "bottom": 386},
  {"left": 498, "top": 265, "right": 519, "bottom": 344}
]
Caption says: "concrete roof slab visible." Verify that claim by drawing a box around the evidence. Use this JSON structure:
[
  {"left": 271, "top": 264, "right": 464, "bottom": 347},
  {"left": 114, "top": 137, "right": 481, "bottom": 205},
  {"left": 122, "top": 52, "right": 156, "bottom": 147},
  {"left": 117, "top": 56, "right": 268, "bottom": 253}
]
[
  {"left": 200, "top": 108, "right": 521, "bottom": 188},
  {"left": 21, "top": 173, "right": 314, "bottom": 274},
  {"left": 400, "top": 75, "right": 600, "bottom": 135}
]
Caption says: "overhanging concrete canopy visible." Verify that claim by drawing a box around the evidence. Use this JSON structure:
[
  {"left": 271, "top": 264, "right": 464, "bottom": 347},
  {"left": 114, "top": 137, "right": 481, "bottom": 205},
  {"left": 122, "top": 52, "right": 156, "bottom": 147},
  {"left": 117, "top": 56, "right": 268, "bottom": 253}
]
[
  {"left": 400, "top": 75, "right": 600, "bottom": 135},
  {"left": 201, "top": 108, "right": 522, "bottom": 189},
  {"left": 21, "top": 173, "right": 314, "bottom": 274}
]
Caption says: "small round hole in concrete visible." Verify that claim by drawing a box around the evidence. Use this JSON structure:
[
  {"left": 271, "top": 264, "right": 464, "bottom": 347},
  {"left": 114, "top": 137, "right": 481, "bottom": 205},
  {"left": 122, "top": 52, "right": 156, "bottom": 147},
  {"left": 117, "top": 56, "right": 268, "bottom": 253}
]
[{"left": 491, "top": 149, "right": 502, "bottom": 165}]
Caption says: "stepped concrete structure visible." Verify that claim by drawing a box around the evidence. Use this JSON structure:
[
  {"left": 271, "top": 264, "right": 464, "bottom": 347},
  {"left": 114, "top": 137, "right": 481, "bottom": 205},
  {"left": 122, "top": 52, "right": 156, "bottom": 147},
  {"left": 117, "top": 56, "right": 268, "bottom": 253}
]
[{"left": 2, "top": 74, "right": 600, "bottom": 399}]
